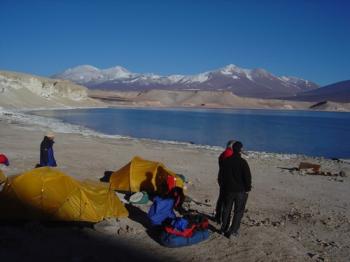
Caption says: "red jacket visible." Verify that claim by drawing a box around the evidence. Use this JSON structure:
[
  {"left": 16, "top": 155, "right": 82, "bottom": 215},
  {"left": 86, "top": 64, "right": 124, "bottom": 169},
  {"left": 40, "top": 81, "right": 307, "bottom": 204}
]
[
  {"left": 218, "top": 148, "right": 233, "bottom": 185},
  {"left": 219, "top": 148, "right": 233, "bottom": 161}
]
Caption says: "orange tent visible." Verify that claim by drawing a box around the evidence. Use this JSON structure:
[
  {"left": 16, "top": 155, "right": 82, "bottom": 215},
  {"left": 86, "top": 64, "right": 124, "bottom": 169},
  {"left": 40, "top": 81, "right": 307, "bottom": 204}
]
[{"left": 0, "top": 170, "right": 5, "bottom": 184}]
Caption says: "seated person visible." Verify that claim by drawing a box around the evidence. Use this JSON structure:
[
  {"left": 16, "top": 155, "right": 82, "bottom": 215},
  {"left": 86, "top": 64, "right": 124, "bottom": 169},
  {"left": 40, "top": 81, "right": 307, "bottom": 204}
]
[{"left": 148, "top": 187, "right": 184, "bottom": 227}]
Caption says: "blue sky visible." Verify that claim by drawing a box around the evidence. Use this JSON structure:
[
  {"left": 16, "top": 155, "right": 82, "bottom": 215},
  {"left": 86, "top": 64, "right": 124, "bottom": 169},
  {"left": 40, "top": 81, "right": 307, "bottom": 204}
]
[{"left": 0, "top": 0, "right": 349, "bottom": 86}]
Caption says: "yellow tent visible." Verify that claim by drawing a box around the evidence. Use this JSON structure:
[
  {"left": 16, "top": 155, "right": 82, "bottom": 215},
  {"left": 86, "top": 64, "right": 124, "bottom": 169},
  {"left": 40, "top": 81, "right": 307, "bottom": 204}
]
[
  {"left": 0, "top": 170, "right": 5, "bottom": 184},
  {"left": 110, "top": 156, "right": 183, "bottom": 193},
  {"left": 0, "top": 167, "right": 128, "bottom": 222}
]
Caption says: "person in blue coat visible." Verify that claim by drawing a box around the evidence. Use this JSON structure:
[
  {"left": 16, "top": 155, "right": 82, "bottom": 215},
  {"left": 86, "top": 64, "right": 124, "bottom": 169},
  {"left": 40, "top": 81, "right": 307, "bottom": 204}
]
[
  {"left": 148, "top": 196, "right": 176, "bottom": 226},
  {"left": 40, "top": 132, "right": 57, "bottom": 167},
  {"left": 148, "top": 187, "right": 184, "bottom": 227}
]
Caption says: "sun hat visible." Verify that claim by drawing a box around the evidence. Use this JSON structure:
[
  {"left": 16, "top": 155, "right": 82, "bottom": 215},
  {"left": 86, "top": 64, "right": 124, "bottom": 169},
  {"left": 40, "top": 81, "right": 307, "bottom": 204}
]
[{"left": 46, "top": 131, "right": 55, "bottom": 138}]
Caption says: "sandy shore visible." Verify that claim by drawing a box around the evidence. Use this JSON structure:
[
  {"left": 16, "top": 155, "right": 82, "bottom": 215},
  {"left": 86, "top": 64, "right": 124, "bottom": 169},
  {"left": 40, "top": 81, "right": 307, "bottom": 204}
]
[{"left": 0, "top": 111, "right": 349, "bottom": 262}]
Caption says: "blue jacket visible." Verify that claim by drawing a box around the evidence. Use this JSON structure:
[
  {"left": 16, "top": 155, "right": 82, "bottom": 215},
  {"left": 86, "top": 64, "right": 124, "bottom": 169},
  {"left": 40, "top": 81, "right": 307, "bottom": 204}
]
[
  {"left": 40, "top": 137, "right": 57, "bottom": 167},
  {"left": 148, "top": 196, "right": 176, "bottom": 226}
]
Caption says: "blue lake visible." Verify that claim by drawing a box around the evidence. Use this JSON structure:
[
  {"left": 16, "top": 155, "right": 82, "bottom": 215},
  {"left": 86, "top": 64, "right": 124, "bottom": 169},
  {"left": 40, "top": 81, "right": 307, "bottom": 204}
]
[{"left": 32, "top": 108, "right": 350, "bottom": 158}]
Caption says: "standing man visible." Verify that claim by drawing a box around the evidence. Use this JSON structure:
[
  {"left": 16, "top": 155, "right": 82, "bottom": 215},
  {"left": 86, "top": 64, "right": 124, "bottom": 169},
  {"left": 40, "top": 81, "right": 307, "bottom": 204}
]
[
  {"left": 220, "top": 141, "right": 251, "bottom": 239},
  {"left": 40, "top": 132, "right": 57, "bottom": 167},
  {"left": 215, "top": 140, "right": 235, "bottom": 224}
]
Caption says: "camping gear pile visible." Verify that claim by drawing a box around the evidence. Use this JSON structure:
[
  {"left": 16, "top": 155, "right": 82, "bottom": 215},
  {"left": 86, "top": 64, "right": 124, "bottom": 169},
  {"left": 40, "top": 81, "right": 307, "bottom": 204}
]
[
  {"left": 160, "top": 214, "right": 209, "bottom": 247},
  {"left": 147, "top": 195, "right": 210, "bottom": 247},
  {"left": 0, "top": 155, "right": 209, "bottom": 247},
  {"left": 110, "top": 156, "right": 210, "bottom": 247}
]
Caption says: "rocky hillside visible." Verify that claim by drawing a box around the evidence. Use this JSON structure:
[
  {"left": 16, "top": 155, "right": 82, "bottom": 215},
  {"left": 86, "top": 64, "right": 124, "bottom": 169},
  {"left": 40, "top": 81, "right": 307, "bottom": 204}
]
[
  {"left": 0, "top": 71, "right": 103, "bottom": 109},
  {"left": 309, "top": 100, "right": 350, "bottom": 111},
  {"left": 88, "top": 89, "right": 315, "bottom": 110},
  {"left": 288, "top": 80, "right": 350, "bottom": 103}
]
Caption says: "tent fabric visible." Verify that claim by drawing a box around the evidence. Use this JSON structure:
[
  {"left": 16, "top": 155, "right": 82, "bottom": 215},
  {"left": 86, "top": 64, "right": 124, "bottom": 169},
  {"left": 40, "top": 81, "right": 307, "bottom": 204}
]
[
  {"left": 109, "top": 156, "right": 184, "bottom": 193},
  {"left": 0, "top": 167, "right": 128, "bottom": 222},
  {"left": 0, "top": 170, "right": 6, "bottom": 184}
]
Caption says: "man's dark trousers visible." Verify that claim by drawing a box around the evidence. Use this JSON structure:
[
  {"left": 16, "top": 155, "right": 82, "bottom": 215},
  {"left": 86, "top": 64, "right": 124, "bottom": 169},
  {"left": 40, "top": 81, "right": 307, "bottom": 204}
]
[
  {"left": 215, "top": 188, "right": 224, "bottom": 223},
  {"left": 221, "top": 191, "right": 248, "bottom": 234}
]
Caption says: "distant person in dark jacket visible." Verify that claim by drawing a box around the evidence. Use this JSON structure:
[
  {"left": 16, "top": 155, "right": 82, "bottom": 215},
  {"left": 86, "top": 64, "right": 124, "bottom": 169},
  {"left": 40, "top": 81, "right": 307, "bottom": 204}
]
[
  {"left": 215, "top": 140, "right": 236, "bottom": 224},
  {"left": 40, "top": 132, "right": 57, "bottom": 167},
  {"left": 220, "top": 141, "right": 251, "bottom": 239}
]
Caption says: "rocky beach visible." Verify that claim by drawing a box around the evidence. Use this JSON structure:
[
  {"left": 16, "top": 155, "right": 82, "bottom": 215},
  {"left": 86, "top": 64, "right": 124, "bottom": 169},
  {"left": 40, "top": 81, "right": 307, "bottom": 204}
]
[{"left": 0, "top": 108, "right": 349, "bottom": 262}]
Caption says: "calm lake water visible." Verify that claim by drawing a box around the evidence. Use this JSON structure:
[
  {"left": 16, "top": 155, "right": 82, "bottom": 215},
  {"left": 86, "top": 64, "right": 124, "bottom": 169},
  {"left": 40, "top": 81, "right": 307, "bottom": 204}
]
[{"left": 32, "top": 108, "right": 350, "bottom": 158}]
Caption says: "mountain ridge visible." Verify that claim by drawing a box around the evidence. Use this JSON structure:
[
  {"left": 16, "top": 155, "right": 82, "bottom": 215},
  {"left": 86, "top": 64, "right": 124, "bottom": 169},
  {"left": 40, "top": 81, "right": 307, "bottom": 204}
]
[
  {"left": 285, "top": 80, "right": 350, "bottom": 103},
  {"left": 53, "top": 64, "right": 319, "bottom": 99}
]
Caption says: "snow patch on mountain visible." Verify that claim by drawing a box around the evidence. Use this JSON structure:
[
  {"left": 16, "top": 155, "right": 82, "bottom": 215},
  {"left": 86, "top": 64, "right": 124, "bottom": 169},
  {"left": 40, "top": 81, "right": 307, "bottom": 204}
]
[
  {"left": 100, "top": 66, "right": 132, "bottom": 80},
  {"left": 53, "top": 64, "right": 319, "bottom": 98},
  {"left": 218, "top": 64, "right": 253, "bottom": 80},
  {"left": 185, "top": 73, "right": 210, "bottom": 83}
]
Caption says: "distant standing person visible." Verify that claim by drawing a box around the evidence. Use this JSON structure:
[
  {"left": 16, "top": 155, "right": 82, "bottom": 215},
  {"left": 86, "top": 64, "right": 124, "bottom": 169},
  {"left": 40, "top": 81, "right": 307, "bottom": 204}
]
[
  {"left": 215, "top": 140, "right": 236, "bottom": 224},
  {"left": 40, "top": 132, "right": 57, "bottom": 167},
  {"left": 220, "top": 141, "right": 251, "bottom": 239}
]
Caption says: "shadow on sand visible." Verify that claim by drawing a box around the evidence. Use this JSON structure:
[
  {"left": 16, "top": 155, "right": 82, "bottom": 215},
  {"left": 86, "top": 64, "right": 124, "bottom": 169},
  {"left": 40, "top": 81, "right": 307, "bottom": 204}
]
[
  {"left": 125, "top": 203, "right": 162, "bottom": 245},
  {"left": 0, "top": 218, "right": 175, "bottom": 262}
]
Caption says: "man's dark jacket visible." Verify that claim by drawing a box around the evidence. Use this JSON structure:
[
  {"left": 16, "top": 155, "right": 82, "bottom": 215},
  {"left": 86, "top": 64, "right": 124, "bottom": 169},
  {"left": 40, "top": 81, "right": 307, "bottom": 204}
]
[{"left": 221, "top": 154, "right": 252, "bottom": 193}]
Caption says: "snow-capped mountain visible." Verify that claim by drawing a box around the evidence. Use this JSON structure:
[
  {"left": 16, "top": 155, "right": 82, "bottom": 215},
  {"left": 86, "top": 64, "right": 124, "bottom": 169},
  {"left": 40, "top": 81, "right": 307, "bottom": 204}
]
[{"left": 53, "top": 64, "right": 319, "bottom": 98}]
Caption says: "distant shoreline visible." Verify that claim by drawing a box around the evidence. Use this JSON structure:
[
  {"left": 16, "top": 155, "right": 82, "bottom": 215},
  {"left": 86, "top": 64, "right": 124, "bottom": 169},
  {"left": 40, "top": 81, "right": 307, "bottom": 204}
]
[
  {"left": 6, "top": 107, "right": 348, "bottom": 160},
  {"left": 86, "top": 89, "right": 350, "bottom": 113},
  {"left": 26, "top": 103, "right": 350, "bottom": 114},
  {"left": 107, "top": 103, "right": 350, "bottom": 113}
]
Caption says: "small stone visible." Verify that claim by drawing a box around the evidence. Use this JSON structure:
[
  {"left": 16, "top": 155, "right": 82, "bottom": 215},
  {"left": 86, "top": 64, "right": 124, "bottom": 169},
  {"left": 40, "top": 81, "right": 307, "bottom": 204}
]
[
  {"left": 339, "top": 171, "right": 346, "bottom": 177},
  {"left": 307, "top": 252, "right": 317, "bottom": 258}
]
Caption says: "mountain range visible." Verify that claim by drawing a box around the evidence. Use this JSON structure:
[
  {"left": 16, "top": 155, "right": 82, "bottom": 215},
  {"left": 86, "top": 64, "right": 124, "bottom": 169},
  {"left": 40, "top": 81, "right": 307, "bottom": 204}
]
[
  {"left": 53, "top": 64, "right": 319, "bottom": 99},
  {"left": 0, "top": 70, "right": 348, "bottom": 111},
  {"left": 286, "top": 80, "right": 350, "bottom": 103}
]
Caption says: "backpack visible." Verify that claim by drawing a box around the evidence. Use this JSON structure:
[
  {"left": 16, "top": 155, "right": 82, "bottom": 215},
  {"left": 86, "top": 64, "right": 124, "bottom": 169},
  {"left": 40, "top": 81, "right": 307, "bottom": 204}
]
[
  {"left": 185, "top": 214, "right": 209, "bottom": 230},
  {"left": 163, "top": 214, "right": 209, "bottom": 238}
]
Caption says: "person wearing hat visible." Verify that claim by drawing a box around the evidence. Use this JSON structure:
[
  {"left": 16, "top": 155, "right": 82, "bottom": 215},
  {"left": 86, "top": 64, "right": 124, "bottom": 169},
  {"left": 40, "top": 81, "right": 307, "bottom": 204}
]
[
  {"left": 0, "top": 154, "right": 9, "bottom": 167},
  {"left": 219, "top": 141, "right": 251, "bottom": 239},
  {"left": 39, "top": 132, "right": 57, "bottom": 167}
]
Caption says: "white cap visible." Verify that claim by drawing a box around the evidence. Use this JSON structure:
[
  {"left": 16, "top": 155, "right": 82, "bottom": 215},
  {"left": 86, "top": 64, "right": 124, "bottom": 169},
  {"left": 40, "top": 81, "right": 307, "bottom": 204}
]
[{"left": 46, "top": 131, "right": 55, "bottom": 138}]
